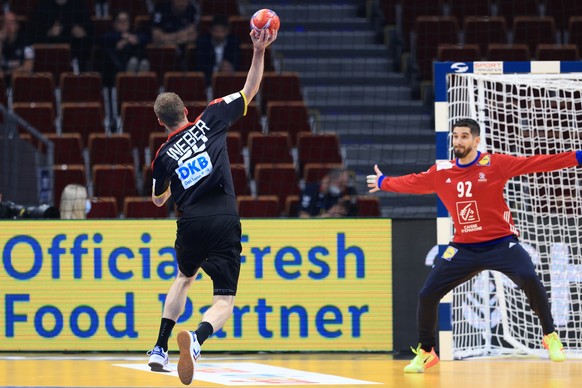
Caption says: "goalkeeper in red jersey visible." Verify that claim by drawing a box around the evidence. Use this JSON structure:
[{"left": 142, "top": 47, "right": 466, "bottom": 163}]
[{"left": 367, "top": 118, "right": 581, "bottom": 372}]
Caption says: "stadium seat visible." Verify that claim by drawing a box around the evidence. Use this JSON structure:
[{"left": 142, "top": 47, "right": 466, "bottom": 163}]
[
  {"left": 60, "top": 102, "right": 105, "bottom": 146},
  {"left": 356, "top": 196, "right": 381, "bottom": 217},
  {"left": 226, "top": 132, "right": 244, "bottom": 164},
  {"left": 487, "top": 44, "right": 531, "bottom": 61},
  {"left": 567, "top": 16, "right": 582, "bottom": 47},
  {"left": 463, "top": 16, "right": 508, "bottom": 55},
  {"left": 88, "top": 133, "right": 134, "bottom": 166},
  {"left": 148, "top": 132, "right": 167, "bottom": 164},
  {"left": 260, "top": 72, "right": 303, "bottom": 112},
  {"left": 142, "top": 164, "right": 153, "bottom": 196},
  {"left": 87, "top": 196, "right": 119, "bottom": 218},
  {"left": 496, "top": 0, "right": 541, "bottom": 27},
  {"left": 12, "top": 72, "right": 55, "bottom": 105},
  {"left": 163, "top": 71, "right": 207, "bottom": 102},
  {"left": 400, "top": 0, "right": 444, "bottom": 50},
  {"left": 197, "top": 15, "right": 213, "bottom": 37},
  {"left": 8, "top": 0, "right": 37, "bottom": 17},
  {"left": 134, "top": 14, "right": 151, "bottom": 35},
  {"left": 120, "top": 102, "right": 158, "bottom": 161},
  {"left": 32, "top": 44, "right": 73, "bottom": 81},
  {"left": 237, "top": 195, "right": 280, "bottom": 217},
  {"left": 12, "top": 102, "right": 56, "bottom": 134},
  {"left": 0, "top": 73, "right": 7, "bottom": 107},
  {"left": 254, "top": 163, "right": 300, "bottom": 214},
  {"left": 43, "top": 133, "right": 84, "bottom": 165},
  {"left": 536, "top": 44, "right": 579, "bottom": 61},
  {"left": 92, "top": 164, "right": 137, "bottom": 208},
  {"left": 115, "top": 72, "right": 159, "bottom": 111},
  {"left": 146, "top": 44, "right": 180, "bottom": 82},
  {"left": 413, "top": 16, "right": 459, "bottom": 81},
  {"left": 512, "top": 16, "right": 557, "bottom": 55},
  {"left": 230, "top": 102, "right": 262, "bottom": 147},
  {"left": 123, "top": 196, "right": 168, "bottom": 218},
  {"left": 297, "top": 133, "right": 343, "bottom": 175},
  {"left": 91, "top": 15, "right": 113, "bottom": 38},
  {"left": 239, "top": 43, "right": 275, "bottom": 72},
  {"left": 230, "top": 163, "right": 250, "bottom": 196},
  {"left": 185, "top": 44, "right": 197, "bottom": 70},
  {"left": 184, "top": 101, "right": 207, "bottom": 121},
  {"left": 212, "top": 72, "right": 247, "bottom": 99},
  {"left": 303, "top": 163, "right": 344, "bottom": 184},
  {"left": 107, "top": 0, "right": 149, "bottom": 17},
  {"left": 60, "top": 72, "right": 104, "bottom": 104},
  {"left": 266, "top": 101, "right": 311, "bottom": 146},
  {"left": 248, "top": 132, "right": 293, "bottom": 176},
  {"left": 284, "top": 195, "right": 300, "bottom": 217},
  {"left": 448, "top": 0, "right": 491, "bottom": 21},
  {"left": 200, "top": 0, "right": 240, "bottom": 16},
  {"left": 229, "top": 16, "right": 255, "bottom": 43},
  {"left": 53, "top": 164, "right": 87, "bottom": 206},
  {"left": 437, "top": 44, "right": 482, "bottom": 62}
]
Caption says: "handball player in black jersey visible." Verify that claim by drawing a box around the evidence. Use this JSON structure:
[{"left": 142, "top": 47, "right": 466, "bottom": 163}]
[{"left": 146, "top": 28, "right": 277, "bottom": 385}]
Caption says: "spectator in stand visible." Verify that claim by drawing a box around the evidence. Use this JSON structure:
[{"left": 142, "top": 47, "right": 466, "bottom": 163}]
[
  {"left": 151, "top": 0, "right": 197, "bottom": 65},
  {"left": 29, "top": 0, "right": 93, "bottom": 72},
  {"left": 0, "top": 11, "right": 33, "bottom": 86},
  {"left": 298, "top": 168, "right": 358, "bottom": 218},
  {"left": 195, "top": 14, "right": 240, "bottom": 87},
  {"left": 102, "top": 10, "right": 151, "bottom": 83}
]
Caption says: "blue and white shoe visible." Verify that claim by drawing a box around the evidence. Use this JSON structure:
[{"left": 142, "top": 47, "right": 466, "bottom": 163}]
[
  {"left": 176, "top": 330, "right": 201, "bottom": 385},
  {"left": 147, "top": 345, "right": 171, "bottom": 372}
]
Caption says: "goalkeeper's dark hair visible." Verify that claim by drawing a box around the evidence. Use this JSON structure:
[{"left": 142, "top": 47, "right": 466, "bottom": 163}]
[
  {"left": 154, "top": 92, "right": 185, "bottom": 129},
  {"left": 452, "top": 118, "right": 480, "bottom": 137}
]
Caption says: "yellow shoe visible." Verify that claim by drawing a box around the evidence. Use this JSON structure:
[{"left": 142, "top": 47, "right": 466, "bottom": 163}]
[
  {"left": 542, "top": 332, "right": 566, "bottom": 362},
  {"left": 403, "top": 344, "right": 439, "bottom": 373}
]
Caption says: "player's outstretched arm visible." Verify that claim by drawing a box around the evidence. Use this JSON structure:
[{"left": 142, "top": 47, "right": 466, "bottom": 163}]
[
  {"left": 367, "top": 164, "right": 383, "bottom": 193},
  {"left": 241, "top": 29, "right": 277, "bottom": 102}
]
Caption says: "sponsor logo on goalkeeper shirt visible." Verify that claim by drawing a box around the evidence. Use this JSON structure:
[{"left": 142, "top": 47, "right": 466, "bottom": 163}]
[
  {"left": 478, "top": 155, "right": 491, "bottom": 166},
  {"left": 457, "top": 201, "right": 480, "bottom": 224}
]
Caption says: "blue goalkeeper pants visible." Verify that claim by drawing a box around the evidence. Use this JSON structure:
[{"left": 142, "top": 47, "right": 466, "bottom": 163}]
[{"left": 417, "top": 235, "right": 555, "bottom": 350}]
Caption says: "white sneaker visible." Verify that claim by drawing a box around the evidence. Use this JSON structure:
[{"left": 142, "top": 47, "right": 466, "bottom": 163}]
[
  {"left": 147, "top": 345, "right": 171, "bottom": 372},
  {"left": 177, "top": 330, "right": 201, "bottom": 385}
]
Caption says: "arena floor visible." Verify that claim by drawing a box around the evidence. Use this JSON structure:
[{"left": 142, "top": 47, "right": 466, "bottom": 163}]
[{"left": 0, "top": 352, "right": 580, "bottom": 387}]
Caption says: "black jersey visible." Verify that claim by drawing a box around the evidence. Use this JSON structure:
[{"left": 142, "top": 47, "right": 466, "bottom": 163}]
[{"left": 151, "top": 91, "right": 247, "bottom": 215}]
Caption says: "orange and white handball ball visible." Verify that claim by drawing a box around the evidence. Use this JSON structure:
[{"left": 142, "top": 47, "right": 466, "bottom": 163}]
[{"left": 250, "top": 9, "right": 280, "bottom": 36}]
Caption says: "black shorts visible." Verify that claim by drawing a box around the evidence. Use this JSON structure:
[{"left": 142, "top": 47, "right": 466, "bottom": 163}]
[{"left": 174, "top": 214, "right": 242, "bottom": 295}]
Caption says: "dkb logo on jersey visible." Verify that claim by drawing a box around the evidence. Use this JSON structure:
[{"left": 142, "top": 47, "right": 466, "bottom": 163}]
[
  {"left": 456, "top": 201, "right": 480, "bottom": 224},
  {"left": 176, "top": 151, "right": 213, "bottom": 189}
]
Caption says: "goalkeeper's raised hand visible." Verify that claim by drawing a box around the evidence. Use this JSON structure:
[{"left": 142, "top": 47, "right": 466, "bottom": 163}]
[{"left": 367, "top": 164, "right": 383, "bottom": 193}]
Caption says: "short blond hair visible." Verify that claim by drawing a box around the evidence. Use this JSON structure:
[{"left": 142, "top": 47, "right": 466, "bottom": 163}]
[
  {"left": 154, "top": 92, "right": 185, "bottom": 128},
  {"left": 59, "top": 184, "right": 88, "bottom": 219}
]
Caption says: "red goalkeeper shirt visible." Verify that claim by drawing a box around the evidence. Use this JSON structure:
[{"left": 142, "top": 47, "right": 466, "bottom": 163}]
[{"left": 378, "top": 151, "right": 580, "bottom": 243}]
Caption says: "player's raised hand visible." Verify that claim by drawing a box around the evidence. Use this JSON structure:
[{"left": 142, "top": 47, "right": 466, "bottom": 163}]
[
  {"left": 367, "top": 164, "right": 383, "bottom": 193},
  {"left": 250, "top": 28, "right": 277, "bottom": 49}
]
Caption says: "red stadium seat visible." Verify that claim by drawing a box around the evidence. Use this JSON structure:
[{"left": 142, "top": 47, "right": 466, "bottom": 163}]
[
  {"left": 237, "top": 195, "right": 280, "bottom": 217},
  {"left": 60, "top": 72, "right": 104, "bottom": 104},
  {"left": 248, "top": 132, "right": 293, "bottom": 176},
  {"left": 32, "top": 44, "right": 73, "bottom": 81},
  {"left": 163, "top": 71, "right": 207, "bottom": 102},
  {"left": 487, "top": 44, "right": 531, "bottom": 61},
  {"left": 226, "top": 132, "right": 244, "bottom": 164},
  {"left": 230, "top": 163, "right": 250, "bottom": 196},
  {"left": 239, "top": 43, "right": 275, "bottom": 72},
  {"left": 356, "top": 196, "right": 381, "bottom": 217},
  {"left": 567, "top": 16, "right": 582, "bottom": 47},
  {"left": 147, "top": 44, "right": 180, "bottom": 81},
  {"left": 8, "top": 0, "right": 37, "bottom": 17},
  {"left": 88, "top": 133, "right": 134, "bottom": 166},
  {"left": 260, "top": 72, "right": 303, "bottom": 112},
  {"left": 123, "top": 196, "right": 168, "bottom": 218},
  {"left": 148, "top": 132, "right": 167, "bottom": 164},
  {"left": 115, "top": 72, "right": 159, "bottom": 111},
  {"left": 229, "top": 16, "right": 254, "bottom": 43},
  {"left": 87, "top": 196, "right": 119, "bottom": 219},
  {"left": 92, "top": 164, "right": 137, "bottom": 208},
  {"left": 512, "top": 16, "right": 557, "bottom": 56},
  {"left": 120, "top": 102, "right": 158, "bottom": 160},
  {"left": 303, "top": 163, "right": 344, "bottom": 185},
  {"left": 254, "top": 163, "right": 300, "bottom": 213},
  {"left": 60, "top": 102, "right": 105, "bottom": 146},
  {"left": 185, "top": 44, "right": 197, "bottom": 70},
  {"left": 545, "top": 0, "right": 582, "bottom": 33},
  {"left": 230, "top": 102, "right": 262, "bottom": 147},
  {"left": 43, "top": 133, "right": 84, "bottom": 165},
  {"left": 12, "top": 72, "right": 55, "bottom": 105},
  {"left": 536, "top": 44, "right": 579, "bottom": 61},
  {"left": 400, "top": 0, "right": 444, "bottom": 50},
  {"left": 463, "top": 16, "right": 508, "bottom": 55},
  {"left": 212, "top": 72, "right": 247, "bottom": 99},
  {"left": 53, "top": 164, "right": 87, "bottom": 206},
  {"left": 437, "top": 44, "right": 482, "bottom": 62},
  {"left": 267, "top": 101, "right": 311, "bottom": 146},
  {"left": 107, "top": 0, "right": 149, "bottom": 17},
  {"left": 284, "top": 195, "right": 300, "bottom": 217},
  {"left": 13, "top": 102, "right": 56, "bottom": 134},
  {"left": 414, "top": 16, "right": 459, "bottom": 81},
  {"left": 496, "top": 0, "right": 541, "bottom": 27},
  {"left": 448, "top": 0, "right": 491, "bottom": 21},
  {"left": 200, "top": 0, "right": 240, "bottom": 16},
  {"left": 297, "top": 133, "right": 343, "bottom": 175}
]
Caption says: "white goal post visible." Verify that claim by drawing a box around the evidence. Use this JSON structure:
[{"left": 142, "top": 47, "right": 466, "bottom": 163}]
[{"left": 434, "top": 61, "right": 582, "bottom": 360}]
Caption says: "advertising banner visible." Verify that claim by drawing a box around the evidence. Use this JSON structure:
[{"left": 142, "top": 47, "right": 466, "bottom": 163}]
[{"left": 1, "top": 219, "right": 392, "bottom": 351}]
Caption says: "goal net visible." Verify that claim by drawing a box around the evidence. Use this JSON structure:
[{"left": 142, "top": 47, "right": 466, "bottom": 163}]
[{"left": 447, "top": 71, "right": 582, "bottom": 359}]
